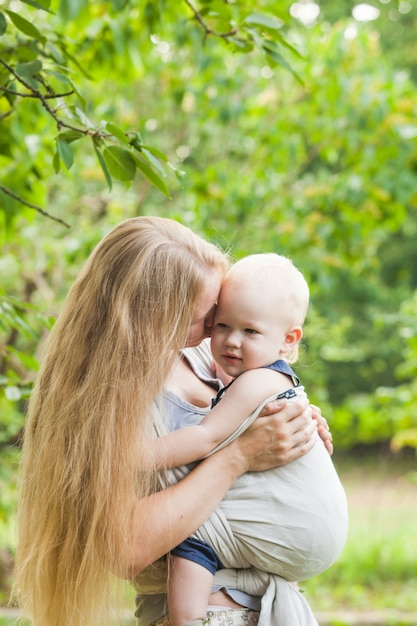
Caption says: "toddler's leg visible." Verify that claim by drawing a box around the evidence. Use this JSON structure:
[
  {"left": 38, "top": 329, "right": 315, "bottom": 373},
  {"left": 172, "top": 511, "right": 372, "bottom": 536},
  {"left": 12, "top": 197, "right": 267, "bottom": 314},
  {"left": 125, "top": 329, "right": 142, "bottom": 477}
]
[{"left": 168, "top": 555, "right": 214, "bottom": 626}]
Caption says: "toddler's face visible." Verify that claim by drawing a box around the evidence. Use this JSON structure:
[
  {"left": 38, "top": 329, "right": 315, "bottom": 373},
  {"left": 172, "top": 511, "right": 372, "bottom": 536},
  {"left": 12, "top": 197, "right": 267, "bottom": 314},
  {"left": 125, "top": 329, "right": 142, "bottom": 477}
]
[{"left": 211, "top": 281, "right": 293, "bottom": 377}]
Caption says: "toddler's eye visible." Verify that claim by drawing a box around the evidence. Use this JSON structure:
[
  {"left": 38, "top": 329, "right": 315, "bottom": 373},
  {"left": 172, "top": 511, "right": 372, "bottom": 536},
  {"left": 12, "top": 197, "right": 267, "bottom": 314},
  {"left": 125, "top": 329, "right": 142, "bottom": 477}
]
[
  {"left": 244, "top": 328, "right": 258, "bottom": 334},
  {"left": 216, "top": 322, "right": 228, "bottom": 329}
]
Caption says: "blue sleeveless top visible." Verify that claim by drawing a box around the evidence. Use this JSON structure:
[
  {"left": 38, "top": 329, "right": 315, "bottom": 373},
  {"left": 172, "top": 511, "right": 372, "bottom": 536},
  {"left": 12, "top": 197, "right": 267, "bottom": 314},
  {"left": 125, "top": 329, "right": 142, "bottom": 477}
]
[{"left": 212, "top": 359, "right": 300, "bottom": 408}]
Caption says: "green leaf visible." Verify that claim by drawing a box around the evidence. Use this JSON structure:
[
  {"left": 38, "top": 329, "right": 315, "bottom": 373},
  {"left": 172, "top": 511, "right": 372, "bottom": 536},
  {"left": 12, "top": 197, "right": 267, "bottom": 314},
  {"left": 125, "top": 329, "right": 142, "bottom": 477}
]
[
  {"left": 244, "top": 13, "right": 283, "bottom": 31},
  {"left": 270, "top": 30, "right": 304, "bottom": 59},
  {"left": 141, "top": 147, "right": 166, "bottom": 177},
  {"left": 72, "top": 107, "right": 93, "bottom": 128},
  {"left": 5, "top": 11, "right": 46, "bottom": 43},
  {"left": 262, "top": 42, "right": 303, "bottom": 85},
  {"left": 106, "top": 122, "right": 130, "bottom": 146},
  {"left": 56, "top": 138, "right": 74, "bottom": 170},
  {"left": 57, "top": 130, "right": 83, "bottom": 144},
  {"left": 0, "top": 293, "right": 48, "bottom": 315},
  {"left": 229, "top": 37, "right": 253, "bottom": 53},
  {"left": 132, "top": 154, "right": 171, "bottom": 198},
  {"left": 141, "top": 144, "right": 168, "bottom": 163},
  {"left": 6, "top": 345, "right": 39, "bottom": 370},
  {"left": 60, "top": 47, "right": 93, "bottom": 80},
  {"left": 58, "top": 0, "right": 85, "bottom": 21},
  {"left": 262, "top": 42, "right": 289, "bottom": 64},
  {"left": 14, "top": 46, "right": 37, "bottom": 63},
  {"left": 174, "top": 168, "right": 186, "bottom": 184},
  {"left": 65, "top": 77, "right": 86, "bottom": 109},
  {"left": 0, "top": 12, "right": 7, "bottom": 36},
  {"left": 111, "top": 0, "right": 129, "bottom": 10},
  {"left": 15, "top": 60, "right": 42, "bottom": 78},
  {"left": 103, "top": 146, "right": 136, "bottom": 182},
  {"left": 44, "top": 69, "right": 72, "bottom": 86},
  {"left": 46, "top": 43, "right": 65, "bottom": 65},
  {"left": 93, "top": 142, "right": 112, "bottom": 191},
  {"left": 52, "top": 150, "right": 60, "bottom": 174},
  {"left": 0, "top": 300, "right": 37, "bottom": 338},
  {"left": 21, "top": 0, "right": 53, "bottom": 12}
]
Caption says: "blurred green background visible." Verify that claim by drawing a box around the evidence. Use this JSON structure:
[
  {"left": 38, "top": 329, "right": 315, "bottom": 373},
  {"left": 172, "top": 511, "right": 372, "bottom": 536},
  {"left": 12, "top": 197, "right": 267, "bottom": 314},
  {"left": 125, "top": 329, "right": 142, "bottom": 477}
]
[{"left": 1, "top": 0, "right": 416, "bottom": 622}]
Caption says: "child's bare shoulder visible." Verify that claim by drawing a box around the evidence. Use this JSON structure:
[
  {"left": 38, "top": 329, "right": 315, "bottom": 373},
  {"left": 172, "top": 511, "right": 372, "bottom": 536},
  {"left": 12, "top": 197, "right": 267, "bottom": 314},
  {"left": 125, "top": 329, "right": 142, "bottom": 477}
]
[{"left": 229, "top": 367, "right": 295, "bottom": 403}]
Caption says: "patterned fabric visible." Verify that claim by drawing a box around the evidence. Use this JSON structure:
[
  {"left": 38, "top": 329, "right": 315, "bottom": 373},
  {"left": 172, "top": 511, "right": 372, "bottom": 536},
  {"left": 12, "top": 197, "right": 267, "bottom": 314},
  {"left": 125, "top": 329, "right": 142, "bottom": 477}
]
[
  {"left": 205, "top": 609, "right": 259, "bottom": 625},
  {"left": 148, "top": 608, "right": 259, "bottom": 626}
]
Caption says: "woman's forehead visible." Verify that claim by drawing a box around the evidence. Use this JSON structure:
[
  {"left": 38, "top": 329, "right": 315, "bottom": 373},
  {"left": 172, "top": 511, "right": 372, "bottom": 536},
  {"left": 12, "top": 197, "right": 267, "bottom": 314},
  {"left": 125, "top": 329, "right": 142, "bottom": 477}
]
[{"left": 195, "top": 270, "right": 222, "bottom": 315}]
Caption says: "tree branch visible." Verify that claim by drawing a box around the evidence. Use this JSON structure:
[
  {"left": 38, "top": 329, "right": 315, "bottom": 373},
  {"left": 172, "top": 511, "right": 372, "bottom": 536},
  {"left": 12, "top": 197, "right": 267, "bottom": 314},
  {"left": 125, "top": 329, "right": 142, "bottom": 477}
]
[
  {"left": 0, "top": 109, "right": 13, "bottom": 121},
  {"left": 0, "top": 86, "right": 75, "bottom": 99},
  {"left": 0, "top": 57, "right": 99, "bottom": 136},
  {"left": 0, "top": 185, "right": 70, "bottom": 227},
  {"left": 183, "top": 0, "right": 237, "bottom": 39}
]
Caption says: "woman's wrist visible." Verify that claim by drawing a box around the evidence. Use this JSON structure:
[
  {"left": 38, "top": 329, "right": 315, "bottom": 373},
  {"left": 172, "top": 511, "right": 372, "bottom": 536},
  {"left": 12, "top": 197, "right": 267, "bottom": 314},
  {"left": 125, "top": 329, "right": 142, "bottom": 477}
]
[{"left": 209, "top": 440, "right": 250, "bottom": 480}]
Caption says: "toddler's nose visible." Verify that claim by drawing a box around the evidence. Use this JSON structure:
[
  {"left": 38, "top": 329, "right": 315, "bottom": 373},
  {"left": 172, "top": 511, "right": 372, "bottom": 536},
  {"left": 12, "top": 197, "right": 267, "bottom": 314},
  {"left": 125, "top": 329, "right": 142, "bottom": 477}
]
[{"left": 225, "top": 330, "right": 241, "bottom": 347}]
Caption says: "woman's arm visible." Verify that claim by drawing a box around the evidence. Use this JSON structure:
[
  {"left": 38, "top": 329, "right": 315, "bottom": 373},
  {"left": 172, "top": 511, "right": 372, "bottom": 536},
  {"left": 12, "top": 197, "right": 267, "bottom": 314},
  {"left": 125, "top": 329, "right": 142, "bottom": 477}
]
[{"left": 127, "top": 396, "right": 316, "bottom": 577}]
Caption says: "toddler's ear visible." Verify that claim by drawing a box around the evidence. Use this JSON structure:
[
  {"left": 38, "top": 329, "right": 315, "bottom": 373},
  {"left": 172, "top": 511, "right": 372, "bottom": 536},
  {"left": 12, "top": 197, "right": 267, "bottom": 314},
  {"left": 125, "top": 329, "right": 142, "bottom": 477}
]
[{"left": 284, "top": 327, "right": 303, "bottom": 348}]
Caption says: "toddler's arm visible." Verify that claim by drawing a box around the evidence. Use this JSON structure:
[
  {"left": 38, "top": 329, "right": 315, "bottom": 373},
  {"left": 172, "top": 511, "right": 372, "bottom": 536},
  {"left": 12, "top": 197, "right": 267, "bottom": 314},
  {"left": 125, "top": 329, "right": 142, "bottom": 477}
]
[{"left": 152, "top": 368, "right": 302, "bottom": 469}]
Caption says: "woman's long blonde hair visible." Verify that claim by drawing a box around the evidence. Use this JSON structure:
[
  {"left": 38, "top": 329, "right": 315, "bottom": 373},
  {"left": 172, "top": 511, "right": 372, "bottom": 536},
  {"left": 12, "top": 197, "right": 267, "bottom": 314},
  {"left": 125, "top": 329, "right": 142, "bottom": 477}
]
[{"left": 12, "top": 216, "right": 229, "bottom": 626}]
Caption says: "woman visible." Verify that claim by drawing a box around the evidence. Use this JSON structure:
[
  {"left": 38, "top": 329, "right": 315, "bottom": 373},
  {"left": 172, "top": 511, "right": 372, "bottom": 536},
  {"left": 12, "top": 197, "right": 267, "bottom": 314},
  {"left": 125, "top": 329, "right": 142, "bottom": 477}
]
[
  {"left": 12, "top": 217, "right": 330, "bottom": 626},
  {"left": 137, "top": 252, "right": 344, "bottom": 626}
]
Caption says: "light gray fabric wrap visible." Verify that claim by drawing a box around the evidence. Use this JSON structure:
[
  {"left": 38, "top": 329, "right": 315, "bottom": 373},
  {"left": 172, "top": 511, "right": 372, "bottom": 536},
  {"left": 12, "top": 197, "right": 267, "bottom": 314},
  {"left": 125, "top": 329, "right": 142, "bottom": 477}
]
[{"left": 136, "top": 340, "right": 348, "bottom": 626}]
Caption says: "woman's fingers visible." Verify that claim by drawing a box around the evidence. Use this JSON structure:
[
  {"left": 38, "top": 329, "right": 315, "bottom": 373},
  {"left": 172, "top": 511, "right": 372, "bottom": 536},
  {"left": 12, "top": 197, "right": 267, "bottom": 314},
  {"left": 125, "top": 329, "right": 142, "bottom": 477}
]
[
  {"left": 310, "top": 404, "right": 334, "bottom": 455},
  {"left": 318, "top": 425, "right": 333, "bottom": 455},
  {"left": 241, "top": 399, "right": 318, "bottom": 471},
  {"left": 259, "top": 396, "right": 308, "bottom": 420}
]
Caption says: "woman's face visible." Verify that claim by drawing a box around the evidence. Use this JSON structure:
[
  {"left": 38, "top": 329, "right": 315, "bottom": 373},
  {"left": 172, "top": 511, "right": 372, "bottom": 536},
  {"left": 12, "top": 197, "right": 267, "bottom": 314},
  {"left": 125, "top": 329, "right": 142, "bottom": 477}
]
[{"left": 186, "top": 270, "right": 222, "bottom": 348}]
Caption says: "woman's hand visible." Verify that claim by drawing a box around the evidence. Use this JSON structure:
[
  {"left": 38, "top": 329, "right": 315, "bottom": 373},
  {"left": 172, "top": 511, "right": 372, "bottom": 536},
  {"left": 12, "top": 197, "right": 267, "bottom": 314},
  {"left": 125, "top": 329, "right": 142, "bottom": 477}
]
[
  {"left": 310, "top": 404, "right": 333, "bottom": 455},
  {"left": 231, "top": 397, "right": 317, "bottom": 473}
]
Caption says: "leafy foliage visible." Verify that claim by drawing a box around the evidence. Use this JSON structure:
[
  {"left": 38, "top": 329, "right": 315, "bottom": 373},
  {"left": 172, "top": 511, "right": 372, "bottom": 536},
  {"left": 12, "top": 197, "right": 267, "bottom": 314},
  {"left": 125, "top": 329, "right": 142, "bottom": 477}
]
[
  {"left": 0, "top": 0, "right": 302, "bottom": 222},
  {"left": 1, "top": 0, "right": 417, "bottom": 559}
]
